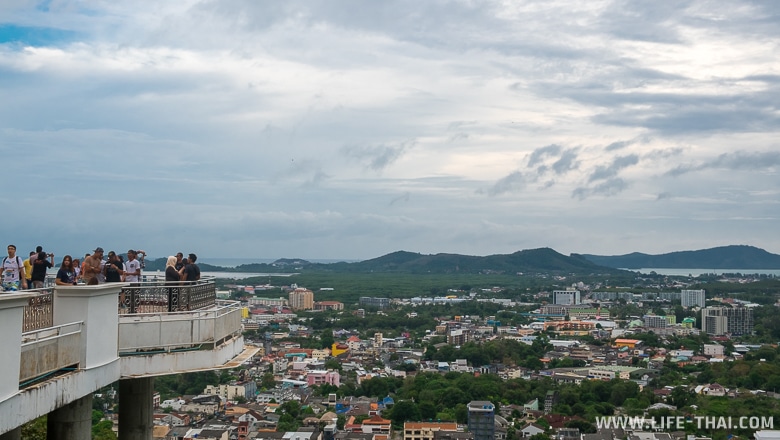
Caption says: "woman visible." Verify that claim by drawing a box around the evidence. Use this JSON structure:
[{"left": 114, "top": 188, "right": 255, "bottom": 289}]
[
  {"left": 55, "top": 255, "right": 78, "bottom": 286},
  {"left": 72, "top": 258, "right": 81, "bottom": 282},
  {"left": 165, "top": 256, "right": 182, "bottom": 312}
]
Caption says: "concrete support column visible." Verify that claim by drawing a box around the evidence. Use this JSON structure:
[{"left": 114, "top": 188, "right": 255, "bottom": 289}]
[
  {"left": 0, "top": 427, "right": 21, "bottom": 440},
  {"left": 47, "top": 394, "right": 93, "bottom": 440},
  {"left": 118, "top": 377, "right": 154, "bottom": 440}
]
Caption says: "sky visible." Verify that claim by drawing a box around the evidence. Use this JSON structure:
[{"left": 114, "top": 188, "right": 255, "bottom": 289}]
[{"left": 1, "top": 1, "right": 779, "bottom": 261}]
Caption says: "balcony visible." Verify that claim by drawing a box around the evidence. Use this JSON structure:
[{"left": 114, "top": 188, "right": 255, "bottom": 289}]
[{"left": 1, "top": 279, "right": 256, "bottom": 436}]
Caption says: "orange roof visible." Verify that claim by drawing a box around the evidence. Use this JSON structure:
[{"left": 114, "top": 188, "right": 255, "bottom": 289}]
[
  {"left": 403, "top": 422, "right": 458, "bottom": 430},
  {"left": 363, "top": 415, "right": 392, "bottom": 425}
]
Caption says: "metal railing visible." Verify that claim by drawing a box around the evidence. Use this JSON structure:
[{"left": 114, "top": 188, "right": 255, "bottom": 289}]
[
  {"left": 22, "top": 288, "right": 54, "bottom": 332},
  {"left": 19, "top": 277, "right": 217, "bottom": 333},
  {"left": 117, "top": 300, "right": 242, "bottom": 354},
  {"left": 118, "top": 277, "right": 217, "bottom": 314}
]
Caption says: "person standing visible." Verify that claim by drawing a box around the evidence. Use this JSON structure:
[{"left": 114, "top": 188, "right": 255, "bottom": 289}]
[
  {"left": 183, "top": 253, "right": 201, "bottom": 282},
  {"left": 165, "top": 256, "right": 183, "bottom": 311},
  {"left": 124, "top": 250, "right": 142, "bottom": 283},
  {"left": 83, "top": 248, "right": 104, "bottom": 285},
  {"left": 104, "top": 251, "right": 124, "bottom": 283},
  {"left": 31, "top": 251, "right": 54, "bottom": 288},
  {"left": 55, "top": 255, "right": 78, "bottom": 286},
  {"left": 24, "top": 251, "right": 35, "bottom": 287},
  {"left": 2, "top": 245, "right": 27, "bottom": 291}
]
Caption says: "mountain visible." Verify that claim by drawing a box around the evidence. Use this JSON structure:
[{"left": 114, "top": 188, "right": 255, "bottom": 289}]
[
  {"left": 330, "top": 248, "right": 623, "bottom": 274},
  {"left": 581, "top": 245, "right": 780, "bottom": 269}
]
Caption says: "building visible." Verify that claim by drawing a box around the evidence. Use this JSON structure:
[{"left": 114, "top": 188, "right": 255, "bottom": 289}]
[
  {"left": 404, "top": 422, "right": 459, "bottom": 440},
  {"left": 315, "top": 301, "right": 344, "bottom": 311},
  {"left": 448, "top": 328, "right": 471, "bottom": 346},
  {"left": 467, "top": 401, "right": 495, "bottom": 440},
  {"left": 681, "top": 289, "right": 706, "bottom": 308},
  {"left": 702, "top": 306, "right": 754, "bottom": 336},
  {"left": 359, "top": 297, "right": 391, "bottom": 309},
  {"left": 203, "top": 381, "right": 257, "bottom": 400},
  {"left": 703, "top": 344, "right": 724, "bottom": 357},
  {"left": 307, "top": 370, "right": 341, "bottom": 387},
  {"left": 643, "top": 315, "right": 667, "bottom": 328},
  {"left": 289, "top": 288, "right": 315, "bottom": 311},
  {"left": 552, "top": 290, "right": 580, "bottom": 305}
]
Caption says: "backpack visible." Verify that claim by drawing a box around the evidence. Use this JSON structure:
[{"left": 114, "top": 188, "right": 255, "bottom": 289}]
[{"left": 2, "top": 256, "right": 22, "bottom": 268}]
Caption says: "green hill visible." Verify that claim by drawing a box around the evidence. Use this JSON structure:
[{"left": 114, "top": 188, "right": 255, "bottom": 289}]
[{"left": 582, "top": 245, "right": 780, "bottom": 269}]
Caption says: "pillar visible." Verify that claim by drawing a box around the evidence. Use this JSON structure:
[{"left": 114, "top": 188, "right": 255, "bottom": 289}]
[
  {"left": 0, "top": 427, "right": 21, "bottom": 440},
  {"left": 118, "top": 377, "right": 154, "bottom": 440},
  {"left": 47, "top": 394, "right": 93, "bottom": 439}
]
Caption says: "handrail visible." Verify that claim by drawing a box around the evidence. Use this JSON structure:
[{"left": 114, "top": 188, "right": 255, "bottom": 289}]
[{"left": 117, "top": 300, "right": 242, "bottom": 354}]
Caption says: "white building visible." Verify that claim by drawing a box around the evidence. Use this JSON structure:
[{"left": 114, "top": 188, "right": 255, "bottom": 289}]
[
  {"left": 681, "top": 289, "right": 705, "bottom": 308},
  {"left": 553, "top": 290, "right": 580, "bottom": 305}
]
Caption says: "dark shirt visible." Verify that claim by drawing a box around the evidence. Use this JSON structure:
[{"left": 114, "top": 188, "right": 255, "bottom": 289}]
[
  {"left": 165, "top": 266, "right": 180, "bottom": 283},
  {"left": 31, "top": 258, "right": 52, "bottom": 282},
  {"left": 105, "top": 260, "right": 123, "bottom": 283},
  {"left": 56, "top": 268, "right": 76, "bottom": 285},
  {"left": 183, "top": 263, "right": 200, "bottom": 282}
]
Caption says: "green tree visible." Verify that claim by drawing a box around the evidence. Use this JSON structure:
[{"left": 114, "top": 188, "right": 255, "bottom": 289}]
[
  {"left": 92, "top": 420, "right": 117, "bottom": 440},
  {"left": 389, "top": 400, "right": 421, "bottom": 425}
]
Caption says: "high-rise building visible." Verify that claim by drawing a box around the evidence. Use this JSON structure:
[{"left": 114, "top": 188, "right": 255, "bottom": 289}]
[
  {"left": 552, "top": 290, "right": 580, "bottom": 305},
  {"left": 702, "top": 306, "right": 753, "bottom": 336},
  {"left": 467, "top": 401, "right": 495, "bottom": 440},
  {"left": 681, "top": 289, "right": 705, "bottom": 308},
  {"left": 288, "top": 288, "right": 314, "bottom": 310}
]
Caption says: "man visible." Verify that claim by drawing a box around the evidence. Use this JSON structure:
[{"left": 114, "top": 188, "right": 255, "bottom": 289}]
[
  {"left": 24, "top": 251, "right": 35, "bottom": 287},
  {"left": 31, "top": 251, "right": 54, "bottom": 288},
  {"left": 83, "top": 248, "right": 104, "bottom": 285},
  {"left": 183, "top": 253, "right": 201, "bottom": 282},
  {"left": 2, "top": 245, "right": 27, "bottom": 291},
  {"left": 104, "top": 251, "right": 124, "bottom": 283},
  {"left": 124, "top": 250, "right": 142, "bottom": 283}
]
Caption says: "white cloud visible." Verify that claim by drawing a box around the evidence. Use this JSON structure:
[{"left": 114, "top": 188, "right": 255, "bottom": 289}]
[{"left": 1, "top": 0, "right": 779, "bottom": 259}]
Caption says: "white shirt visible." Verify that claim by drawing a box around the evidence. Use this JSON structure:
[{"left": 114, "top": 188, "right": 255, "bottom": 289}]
[
  {"left": 124, "top": 259, "right": 141, "bottom": 282},
  {"left": 2, "top": 255, "right": 23, "bottom": 283}
]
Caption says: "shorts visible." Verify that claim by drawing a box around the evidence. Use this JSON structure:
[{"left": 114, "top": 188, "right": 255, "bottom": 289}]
[{"left": 2, "top": 280, "right": 20, "bottom": 291}]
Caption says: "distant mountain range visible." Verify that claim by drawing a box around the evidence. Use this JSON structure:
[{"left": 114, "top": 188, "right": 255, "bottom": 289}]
[
  {"left": 144, "top": 245, "right": 780, "bottom": 274},
  {"left": 581, "top": 245, "right": 780, "bottom": 269}
]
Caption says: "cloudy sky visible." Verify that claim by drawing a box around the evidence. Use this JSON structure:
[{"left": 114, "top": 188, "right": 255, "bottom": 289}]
[{"left": 2, "top": 1, "right": 779, "bottom": 261}]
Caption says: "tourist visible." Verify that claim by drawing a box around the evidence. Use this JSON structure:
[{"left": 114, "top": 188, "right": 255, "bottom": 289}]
[
  {"left": 104, "top": 251, "right": 124, "bottom": 283},
  {"left": 55, "top": 255, "right": 78, "bottom": 286},
  {"left": 31, "top": 251, "right": 54, "bottom": 288},
  {"left": 165, "top": 256, "right": 183, "bottom": 311},
  {"left": 183, "top": 253, "right": 200, "bottom": 282},
  {"left": 2, "top": 245, "right": 27, "bottom": 291},
  {"left": 83, "top": 248, "right": 104, "bottom": 285},
  {"left": 124, "top": 250, "right": 142, "bottom": 283},
  {"left": 24, "top": 251, "right": 35, "bottom": 287}
]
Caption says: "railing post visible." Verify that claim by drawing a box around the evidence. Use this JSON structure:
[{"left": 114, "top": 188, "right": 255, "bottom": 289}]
[
  {"left": 0, "top": 293, "right": 35, "bottom": 402},
  {"left": 54, "top": 284, "right": 122, "bottom": 369},
  {"left": 0, "top": 292, "right": 35, "bottom": 436}
]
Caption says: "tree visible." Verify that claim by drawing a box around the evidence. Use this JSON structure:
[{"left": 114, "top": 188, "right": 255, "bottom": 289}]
[
  {"left": 389, "top": 400, "right": 421, "bottom": 426},
  {"left": 261, "top": 373, "right": 276, "bottom": 389},
  {"left": 92, "top": 420, "right": 117, "bottom": 440}
]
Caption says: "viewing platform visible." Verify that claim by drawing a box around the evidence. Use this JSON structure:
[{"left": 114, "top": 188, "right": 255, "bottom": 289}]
[{"left": 0, "top": 278, "right": 257, "bottom": 440}]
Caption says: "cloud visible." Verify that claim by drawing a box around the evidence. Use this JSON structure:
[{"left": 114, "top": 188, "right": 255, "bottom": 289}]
[
  {"left": 527, "top": 144, "right": 562, "bottom": 167},
  {"left": 588, "top": 154, "right": 639, "bottom": 182},
  {"left": 573, "top": 178, "right": 629, "bottom": 200},
  {"left": 487, "top": 171, "right": 525, "bottom": 196},
  {"left": 341, "top": 140, "right": 415, "bottom": 171},
  {"left": 666, "top": 151, "right": 780, "bottom": 177}
]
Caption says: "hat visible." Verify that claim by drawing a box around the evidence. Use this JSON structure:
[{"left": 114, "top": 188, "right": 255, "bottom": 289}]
[{"left": 94, "top": 247, "right": 104, "bottom": 253}]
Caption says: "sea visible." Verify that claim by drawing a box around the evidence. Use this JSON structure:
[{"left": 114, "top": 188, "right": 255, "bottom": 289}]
[{"left": 634, "top": 268, "right": 780, "bottom": 277}]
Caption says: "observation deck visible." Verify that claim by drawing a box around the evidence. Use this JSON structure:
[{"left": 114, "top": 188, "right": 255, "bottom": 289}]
[{"left": 0, "top": 277, "right": 257, "bottom": 440}]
